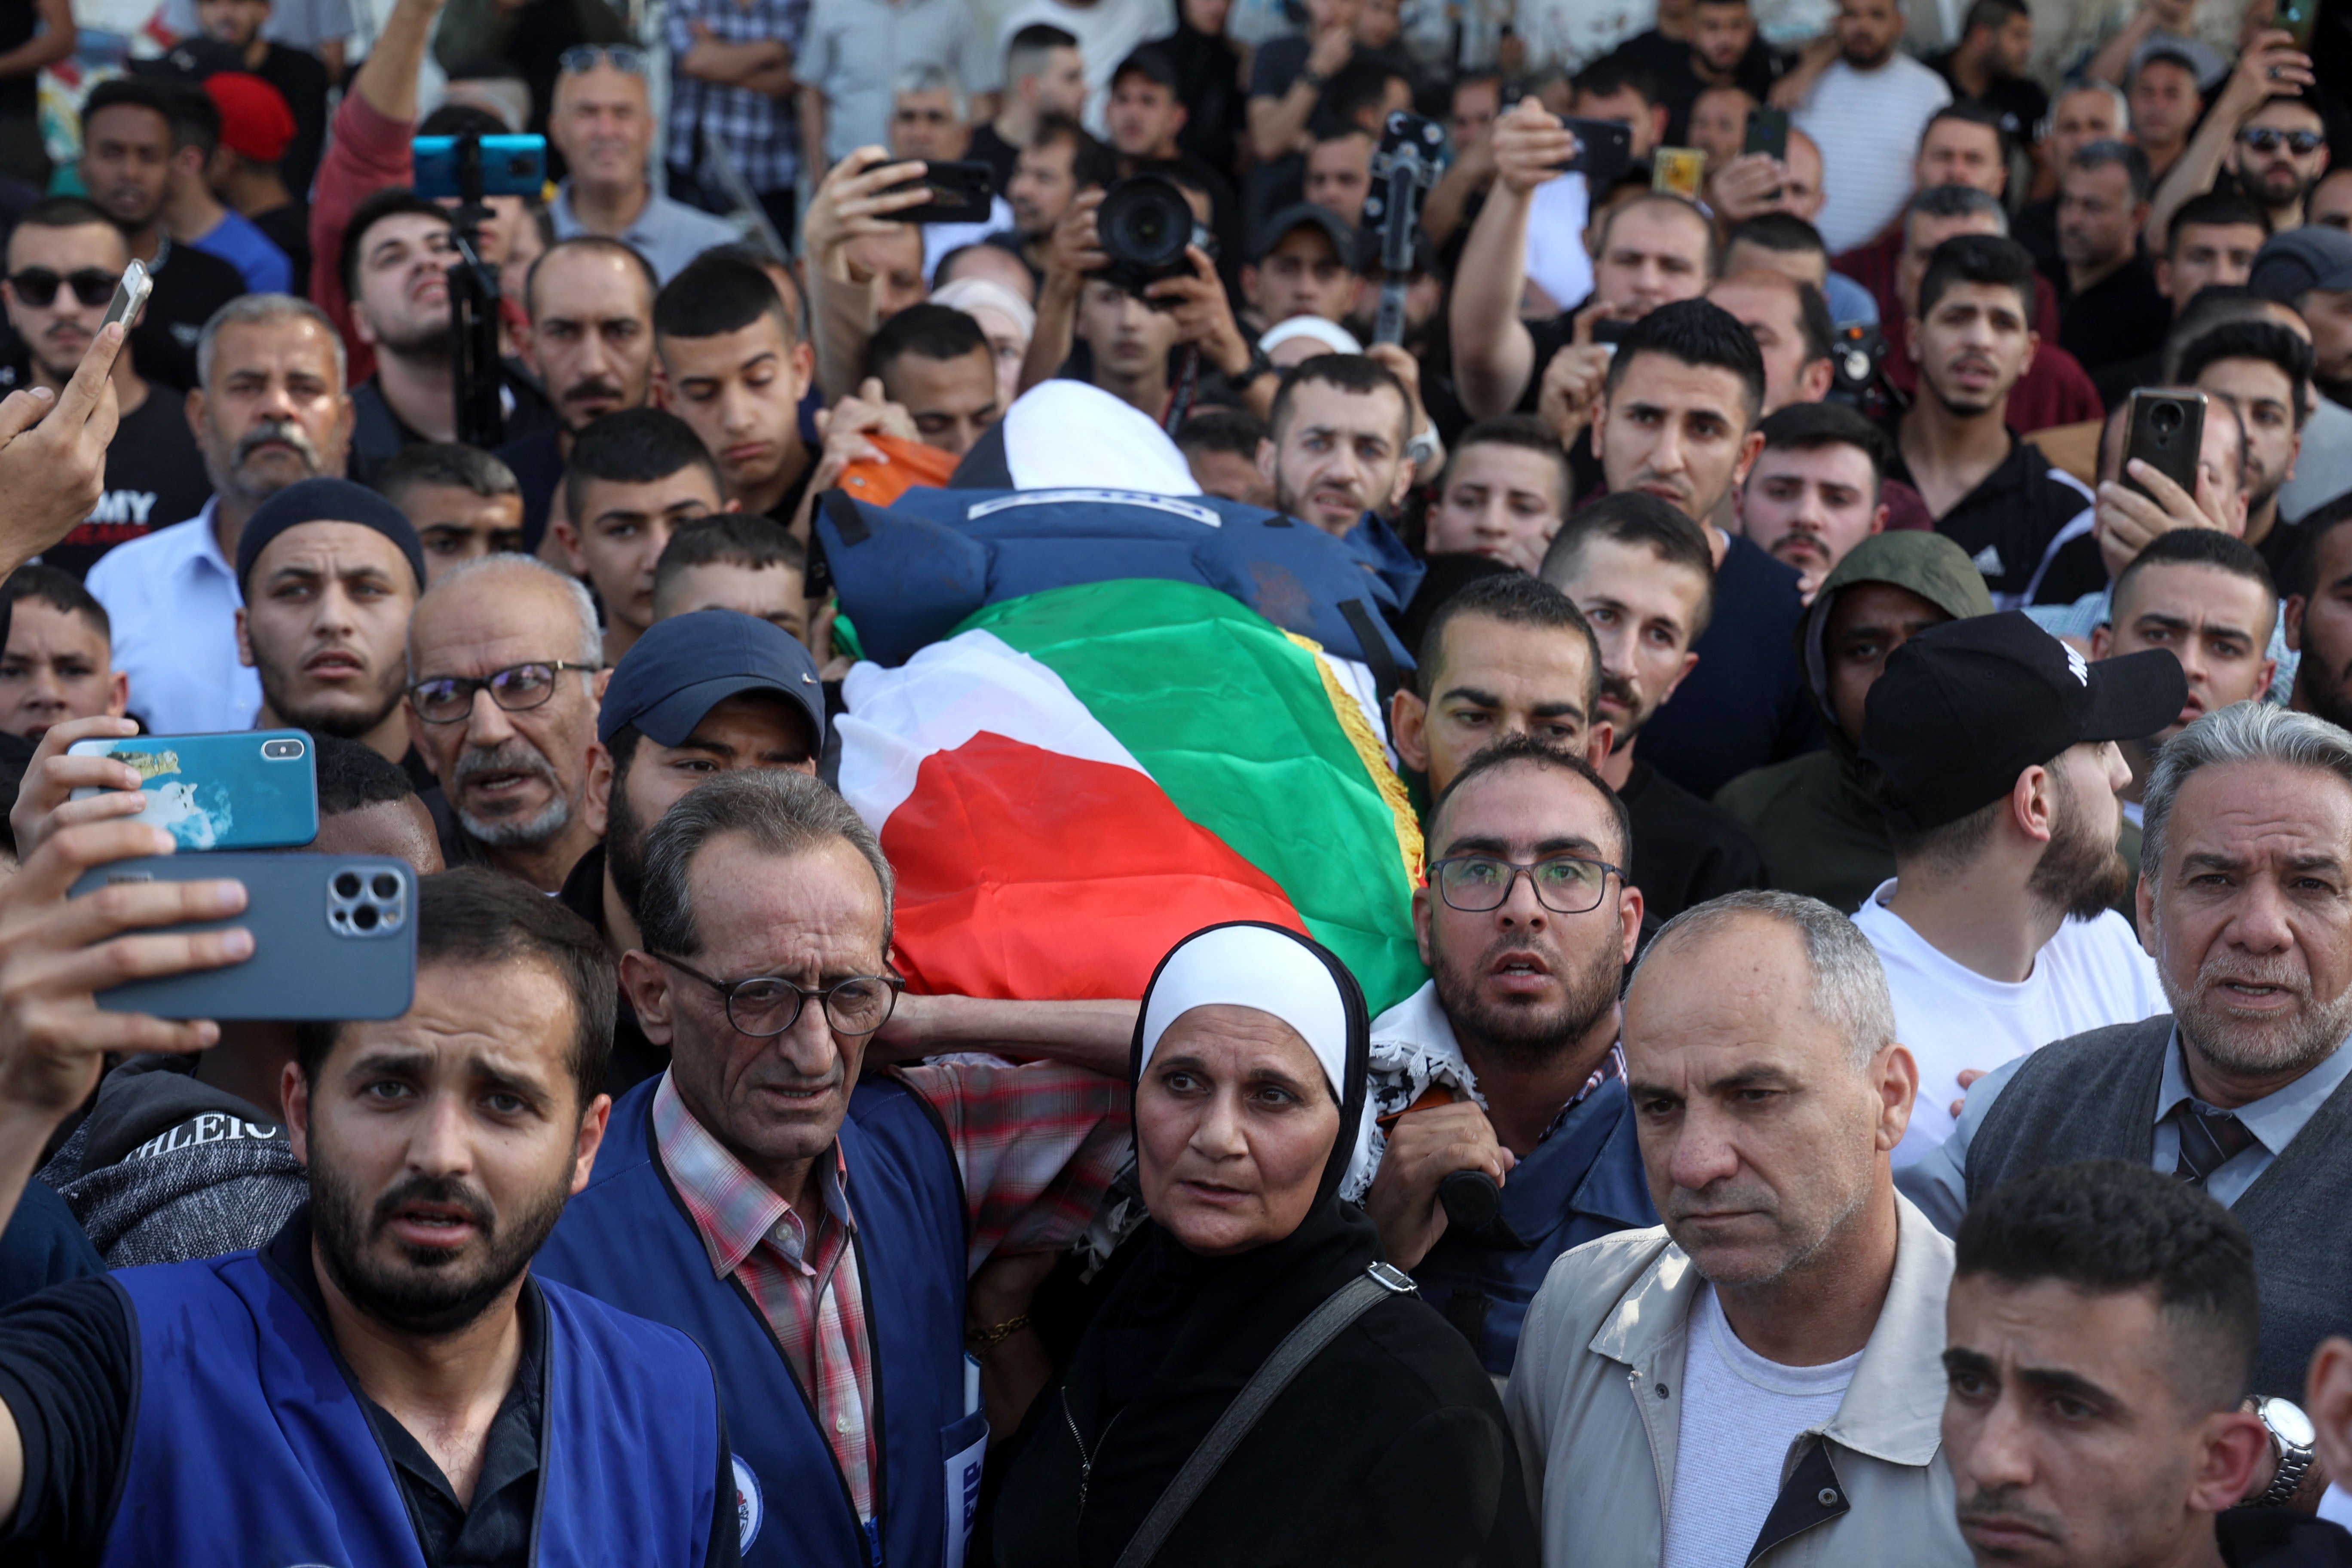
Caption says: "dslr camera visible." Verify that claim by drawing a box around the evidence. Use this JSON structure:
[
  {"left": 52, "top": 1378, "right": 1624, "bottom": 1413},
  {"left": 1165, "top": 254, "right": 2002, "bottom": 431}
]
[{"left": 1094, "top": 174, "right": 1213, "bottom": 298}]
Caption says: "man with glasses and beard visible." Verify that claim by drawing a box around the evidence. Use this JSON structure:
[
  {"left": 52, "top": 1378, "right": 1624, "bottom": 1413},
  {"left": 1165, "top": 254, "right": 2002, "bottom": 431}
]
[
  {"left": 1353, "top": 737, "right": 1658, "bottom": 1378},
  {"left": 403, "top": 553, "right": 605, "bottom": 892},
  {"left": 87, "top": 293, "right": 354, "bottom": 735},
  {"left": 1902, "top": 704, "right": 2352, "bottom": 1494},
  {"left": 0, "top": 845, "right": 739, "bottom": 1564},
  {"left": 0, "top": 198, "right": 209, "bottom": 578},
  {"left": 234, "top": 478, "right": 429, "bottom": 773},
  {"left": 1852, "top": 613, "right": 2180, "bottom": 1167}
]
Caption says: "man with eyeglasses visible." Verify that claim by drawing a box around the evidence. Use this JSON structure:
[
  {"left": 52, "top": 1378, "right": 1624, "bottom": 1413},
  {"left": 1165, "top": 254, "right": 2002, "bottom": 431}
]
[
  {"left": 1353, "top": 735, "right": 1657, "bottom": 1379},
  {"left": 546, "top": 48, "right": 736, "bottom": 285},
  {"left": 1852, "top": 613, "right": 2177, "bottom": 1168},
  {"left": 403, "top": 551, "right": 607, "bottom": 891},
  {"left": 0, "top": 197, "right": 208, "bottom": 578},
  {"left": 534, "top": 766, "right": 1130, "bottom": 1568}
]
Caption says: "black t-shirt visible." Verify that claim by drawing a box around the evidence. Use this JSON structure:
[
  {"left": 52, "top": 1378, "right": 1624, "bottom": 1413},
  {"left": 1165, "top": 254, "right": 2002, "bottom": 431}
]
[
  {"left": 0, "top": 0, "right": 36, "bottom": 120},
  {"left": 1926, "top": 51, "right": 2049, "bottom": 147},
  {"left": 969, "top": 122, "right": 1021, "bottom": 200},
  {"left": 137, "top": 235, "right": 246, "bottom": 392},
  {"left": 1159, "top": 23, "right": 1247, "bottom": 177},
  {"left": 0, "top": 1207, "right": 739, "bottom": 1565},
  {"left": 1249, "top": 33, "right": 1315, "bottom": 99},
  {"left": 1617, "top": 756, "right": 1771, "bottom": 921},
  {"left": 1619, "top": 28, "right": 1780, "bottom": 144},
  {"left": 253, "top": 199, "right": 313, "bottom": 299},
  {"left": 348, "top": 365, "right": 555, "bottom": 490},
  {"left": 2056, "top": 251, "right": 2170, "bottom": 378},
  {"left": 2015, "top": 197, "right": 2063, "bottom": 285},
  {"left": 256, "top": 43, "right": 329, "bottom": 203},
  {"left": 1638, "top": 533, "right": 1824, "bottom": 800},
  {"left": 35, "top": 382, "right": 211, "bottom": 577},
  {"left": 1886, "top": 423, "right": 2097, "bottom": 607}
]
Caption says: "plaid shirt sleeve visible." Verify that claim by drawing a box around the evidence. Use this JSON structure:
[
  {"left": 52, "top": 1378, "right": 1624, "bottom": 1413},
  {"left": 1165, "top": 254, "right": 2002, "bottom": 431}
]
[{"left": 891, "top": 1060, "right": 1130, "bottom": 1275}]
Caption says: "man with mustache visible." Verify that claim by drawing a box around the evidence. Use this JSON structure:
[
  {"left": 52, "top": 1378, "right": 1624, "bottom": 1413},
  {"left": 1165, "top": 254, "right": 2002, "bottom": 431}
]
[
  {"left": 86, "top": 293, "right": 354, "bottom": 734},
  {"left": 1355, "top": 736, "right": 1659, "bottom": 1377},
  {"left": 1851, "top": 612, "right": 2179, "bottom": 1165},
  {"left": 235, "top": 477, "right": 429, "bottom": 771},
  {"left": 1507, "top": 889, "right": 1967, "bottom": 1567},
  {"left": 1939, "top": 1161, "right": 2352, "bottom": 1568},
  {"left": 553, "top": 410, "right": 730, "bottom": 667},
  {"left": 1257, "top": 354, "right": 1422, "bottom": 594},
  {"left": 0, "top": 198, "right": 209, "bottom": 577},
  {"left": 1735, "top": 401, "right": 1893, "bottom": 600},
  {"left": 496, "top": 236, "right": 662, "bottom": 552},
  {"left": 1891, "top": 234, "right": 2095, "bottom": 610},
  {"left": 0, "top": 849, "right": 739, "bottom": 1564},
  {"left": 404, "top": 552, "right": 605, "bottom": 892},
  {"left": 2092, "top": 530, "right": 2279, "bottom": 897},
  {"left": 1901, "top": 702, "right": 2352, "bottom": 1482}
]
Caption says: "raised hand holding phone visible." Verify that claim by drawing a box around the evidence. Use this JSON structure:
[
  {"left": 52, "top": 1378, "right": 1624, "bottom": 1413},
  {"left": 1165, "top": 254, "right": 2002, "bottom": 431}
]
[{"left": 0, "top": 318, "right": 123, "bottom": 580}]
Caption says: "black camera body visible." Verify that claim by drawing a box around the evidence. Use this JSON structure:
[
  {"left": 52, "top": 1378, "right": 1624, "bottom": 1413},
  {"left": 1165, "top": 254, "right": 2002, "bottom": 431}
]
[
  {"left": 1827, "top": 324, "right": 1899, "bottom": 420},
  {"left": 1095, "top": 175, "right": 1212, "bottom": 297}
]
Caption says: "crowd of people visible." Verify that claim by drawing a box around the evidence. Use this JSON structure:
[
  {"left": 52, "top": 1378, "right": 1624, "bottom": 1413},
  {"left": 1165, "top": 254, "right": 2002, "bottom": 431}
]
[{"left": 0, "top": 0, "right": 2347, "bottom": 1559}]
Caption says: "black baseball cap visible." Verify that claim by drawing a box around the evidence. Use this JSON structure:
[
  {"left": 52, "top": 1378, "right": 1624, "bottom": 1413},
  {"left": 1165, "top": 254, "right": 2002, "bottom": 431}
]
[
  {"left": 1254, "top": 203, "right": 1356, "bottom": 266},
  {"left": 2250, "top": 226, "right": 2352, "bottom": 303},
  {"left": 597, "top": 609, "right": 825, "bottom": 750},
  {"left": 1112, "top": 46, "right": 1179, "bottom": 90},
  {"left": 1859, "top": 612, "right": 2187, "bottom": 832}
]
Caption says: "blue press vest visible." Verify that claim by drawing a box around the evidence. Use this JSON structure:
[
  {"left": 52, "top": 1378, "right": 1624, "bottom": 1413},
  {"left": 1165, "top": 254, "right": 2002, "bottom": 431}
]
[
  {"left": 101, "top": 1246, "right": 722, "bottom": 1568},
  {"left": 534, "top": 1076, "right": 981, "bottom": 1568},
  {"left": 1407, "top": 1079, "right": 1659, "bottom": 1376}
]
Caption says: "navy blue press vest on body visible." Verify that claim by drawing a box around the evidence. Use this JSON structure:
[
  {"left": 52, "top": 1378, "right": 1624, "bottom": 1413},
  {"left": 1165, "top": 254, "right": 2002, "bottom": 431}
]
[
  {"left": 100, "top": 1247, "right": 722, "bottom": 1567},
  {"left": 1406, "top": 1079, "right": 1659, "bottom": 1376},
  {"left": 533, "top": 1075, "right": 981, "bottom": 1568}
]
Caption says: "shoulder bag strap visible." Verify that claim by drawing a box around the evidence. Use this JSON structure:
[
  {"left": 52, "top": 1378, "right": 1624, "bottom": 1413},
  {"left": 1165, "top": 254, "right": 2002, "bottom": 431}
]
[{"left": 1111, "top": 1263, "right": 1417, "bottom": 1568}]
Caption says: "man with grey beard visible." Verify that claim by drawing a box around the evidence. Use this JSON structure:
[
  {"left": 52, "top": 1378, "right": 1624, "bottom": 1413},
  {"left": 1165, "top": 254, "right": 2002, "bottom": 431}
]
[
  {"left": 1903, "top": 701, "right": 2352, "bottom": 1467},
  {"left": 1506, "top": 889, "right": 1970, "bottom": 1567},
  {"left": 403, "top": 553, "right": 605, "bottom": 891},
  {"left": 86, "top": 293, "right": 353, "bottom": 733},
  {"left": 1349, "top": 736, "right": 1658, "bottom": 1378}
]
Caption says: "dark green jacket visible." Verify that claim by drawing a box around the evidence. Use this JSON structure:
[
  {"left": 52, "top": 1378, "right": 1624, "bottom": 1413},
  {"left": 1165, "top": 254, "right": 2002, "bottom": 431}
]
[{"left": 1714, "top": 532, "right": 1994, "bottom": 914}]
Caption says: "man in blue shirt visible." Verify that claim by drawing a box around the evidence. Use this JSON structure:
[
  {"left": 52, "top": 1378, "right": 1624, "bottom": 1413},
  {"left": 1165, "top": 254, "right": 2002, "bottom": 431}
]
[{"left": 161, "top": 82, "right": 293, "bottom": 294}]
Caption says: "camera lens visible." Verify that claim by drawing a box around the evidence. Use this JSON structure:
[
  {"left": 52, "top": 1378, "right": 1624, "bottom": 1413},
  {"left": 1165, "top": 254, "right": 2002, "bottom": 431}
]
[
  {"left": 2151, "top": 401, "right": 2183, "bottom": 438},
  {"left": 334, "top": 871, "right": 362, "bottom": 899},
  {"left": 352, "top": 903, "right": 379, "bottom": 932},
  {"left": 1097, "top": 175, "right": 1194, "bottom": 273},
  {"left": 373, "top": 873, "right": 400, "bottom": 900}
]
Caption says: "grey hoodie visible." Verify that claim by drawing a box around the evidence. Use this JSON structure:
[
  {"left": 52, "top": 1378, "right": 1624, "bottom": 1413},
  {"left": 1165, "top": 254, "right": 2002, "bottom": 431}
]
[{"left": 35, "top": 1054, "right": 305, "bottom": 1268}]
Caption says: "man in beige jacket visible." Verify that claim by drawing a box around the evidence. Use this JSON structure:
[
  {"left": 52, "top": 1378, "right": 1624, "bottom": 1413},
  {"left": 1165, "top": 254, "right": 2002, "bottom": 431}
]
[{"left": 1504, "top": 889, "right": 1971, "bottom": 1567}]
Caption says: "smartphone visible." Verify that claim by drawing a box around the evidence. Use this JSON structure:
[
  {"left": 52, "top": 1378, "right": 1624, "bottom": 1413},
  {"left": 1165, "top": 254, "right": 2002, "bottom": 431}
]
[
  {"left": 1651, "top": 146, "right": 1705, "bottom": 198},
  {"left": 1559, "top": 116, "right": 1635, "bottom": 189},
  {"left": 72, "top": 854, "right": 417, "bottom": 1020},
  {"left": 2275, "top": 0, "right": 2320, "bottom": 53},
  {"left": 411, "top": 134, "right": 548, "bottom": 201},
  {"left": 1744, "top": 105, "right": 1791, "bottom": 160},
  {"left": 68, "top": 730, "right": 319, "bottom": 851},
  {"left": 102, "top": 258, "right": 151, "bottom": 332},
  {"left": 884, "top": 160, "right": 996, "bottom": 224},
  {"left": 2123, "top": 389, "right": 2208, "bottom": 502}
]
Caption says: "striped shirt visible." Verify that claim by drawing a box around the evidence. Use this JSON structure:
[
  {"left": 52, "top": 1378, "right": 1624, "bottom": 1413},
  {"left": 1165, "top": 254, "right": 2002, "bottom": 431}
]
[
  {"left": 650, "top": 1060, "right": 1127, "bottom": 1518},
  {"left": 1792, "top": 54, "right": 1952, "bottom": 253}
]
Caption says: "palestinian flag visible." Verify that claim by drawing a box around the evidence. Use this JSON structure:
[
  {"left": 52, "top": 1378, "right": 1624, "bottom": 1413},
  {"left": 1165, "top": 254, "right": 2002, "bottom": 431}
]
[{"left": 839, "top": 578, "right": 1427, "bottom": 1014}]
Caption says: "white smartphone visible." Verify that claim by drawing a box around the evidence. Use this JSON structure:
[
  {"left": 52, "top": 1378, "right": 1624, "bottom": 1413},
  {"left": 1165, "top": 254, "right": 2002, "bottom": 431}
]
[{"left": 101, "top": 258, "right": 151, "bottom": 331}]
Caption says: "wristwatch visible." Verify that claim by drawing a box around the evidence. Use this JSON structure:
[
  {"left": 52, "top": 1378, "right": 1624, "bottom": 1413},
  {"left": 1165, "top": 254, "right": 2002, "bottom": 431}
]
[
  {"left": 1226, "top": 343, "right": 1276, "bottom": 393},
  {"left": 2253, "top": 1396, "right": 2317, "bottom": 1507}
]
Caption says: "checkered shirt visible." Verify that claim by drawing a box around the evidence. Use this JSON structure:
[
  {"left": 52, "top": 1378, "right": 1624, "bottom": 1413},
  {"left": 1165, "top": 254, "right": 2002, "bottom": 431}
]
[
  {"left": 651, "top": 1060, "right": 1127, "bottom": 1519},
  {"left": 664, "top": 0, "right": 808, "bottom": 195}
]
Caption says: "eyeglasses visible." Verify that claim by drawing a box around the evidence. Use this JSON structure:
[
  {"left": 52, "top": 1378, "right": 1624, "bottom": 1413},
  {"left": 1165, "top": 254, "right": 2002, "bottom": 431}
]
[
  {"left": 651, "top": 952, "right": 904, "bottom": 1038},
  {"left": 559, "top": 45, "right": 649, "bottom": 75},
  {"left": 9, "top": 268, "right": 119, "bottom": 309},
  {"left": 1428, "top": 853, "right": 1623, "bottom": 916},
  {"left": 407, "top": 661, "right": 600, "bottom": 725},
  {"left": 2240, "top": 127, "right": 2325, "bottom": 155}
]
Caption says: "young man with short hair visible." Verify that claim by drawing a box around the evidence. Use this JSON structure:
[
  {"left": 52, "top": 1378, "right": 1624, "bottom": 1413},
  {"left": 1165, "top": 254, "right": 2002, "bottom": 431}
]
[
  {"left": 2092, "top": 191, "right": 2272, "bottom": 398},
  {"left": 1256, "top": 355, "right": 1418, "bottom": 589},
  {"left": 652, "top": 512, "right": 809, "bottom": 643},
  {"left": 1173, "top": 406, "right": 1273, "bottom": 507},
  {"left": 2175, "top": 318, "right": 2312, "bottom": 573},
  {"left": 1422, "top": 414, "right": 1571, "bottom": 574},
  {"left": 157, "top": 84, "right": 292, "bottom": 298},
  {"left": 867, "top": 303, "right": 1002, "bottom": 459},
  {"left": 0, "top": 566, "right": 127, "bottom": 741},
  {"left": 2055, "top": 141, "right": 2167, "bottom": 379},
  {"left": 1927, "top": 0, "right": 2046, "bottom": 149},
  {"left": 654, "top": 252, "right": 819, "bottom": 535},
  {"left": 1704, "top": 268, "right": 1834, "bottom": 415},
  {"left": 1735, "top": 400, "right": 1893, "bottom": 597},
  {"left": 1243, "top": 204, "right": 1360, "bottom": 331},
  {"left": 1892, "top": 233, "right": 2095, "bottom": 608},
  {"left": 376, "top": 442, "right": 526, "bottom": 585},
  {"left": 970, "top": 22, "right": 1084, "bottom": 191},
  {"left": 557, "top": 408, "right": 734, "bottom": 666}
]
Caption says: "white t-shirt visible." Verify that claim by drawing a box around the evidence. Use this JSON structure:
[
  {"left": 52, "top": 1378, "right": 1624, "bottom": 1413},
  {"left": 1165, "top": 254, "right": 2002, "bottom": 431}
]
[
  {"left": 1524, "top": 172, "right": 1593, "bottom": 320},
  {"left": 1853, "top": 879, "right": 2166, "bottom": 1166},
  {"left": 1790, "top": 55, "right": 1952, "bottom": 253},
  {"left": 1661, "top": 1285, "right": 1862, "bottom": 1568}
]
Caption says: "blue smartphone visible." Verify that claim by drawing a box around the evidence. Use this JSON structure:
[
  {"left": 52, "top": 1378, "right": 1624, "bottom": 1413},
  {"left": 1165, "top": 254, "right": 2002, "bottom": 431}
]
[
  {"left": 411, "top": 134, "right": 547, "bottom": 201},
  {"left": 72, "top": 854, "right": 417, "bottom": 1020},
  {"left": 67, "top": 730, "right": 319, "bottom": 851}
]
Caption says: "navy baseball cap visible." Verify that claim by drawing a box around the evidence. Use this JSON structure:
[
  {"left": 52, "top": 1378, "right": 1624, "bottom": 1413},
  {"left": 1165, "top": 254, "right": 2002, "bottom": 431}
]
[
  {"left": 1860, "top": 612, "right": 2185, "bottom": 832},
  {"left": 597, "top": 610, "right": 825, "bottom": 749},
  {"left": 2250, "top": 226, "right": 2352, "bottom": 303}
]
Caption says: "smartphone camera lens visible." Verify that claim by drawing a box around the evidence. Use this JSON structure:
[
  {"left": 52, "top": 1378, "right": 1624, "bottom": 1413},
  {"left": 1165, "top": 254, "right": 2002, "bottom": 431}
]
[
  {"left": 2151, "top": 401, "right": 2184, "bottom": 438},
  {"left": 352, "top": 903, "right": 379, "bottom": 932},
  {"left": 372, "top": 873, "right": 400, "bottom": 900},
  {"left": 261, "top": 738, "right": 305, "bottom": 760},
  {"left": 334, "top": 871, "right": 362, "bottom": 899}
]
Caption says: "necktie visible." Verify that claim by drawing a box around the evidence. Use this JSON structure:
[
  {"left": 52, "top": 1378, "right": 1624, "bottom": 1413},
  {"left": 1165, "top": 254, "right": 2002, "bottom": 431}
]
[{"left": 2171, "top": 1102, "right": 2256, "bottom": 1186}]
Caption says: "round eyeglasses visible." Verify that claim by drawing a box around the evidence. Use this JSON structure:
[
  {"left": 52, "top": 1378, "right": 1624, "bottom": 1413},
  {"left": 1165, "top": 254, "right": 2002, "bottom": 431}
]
[
  {"left": 651, "top": 952, "right": 905, "bottom": 1038},
  {"left": 1428, "top": 853, "right": 1623, "bottom": 916},
  {"left": 408, "top": 661, "right": 600, "bottom": 725}
]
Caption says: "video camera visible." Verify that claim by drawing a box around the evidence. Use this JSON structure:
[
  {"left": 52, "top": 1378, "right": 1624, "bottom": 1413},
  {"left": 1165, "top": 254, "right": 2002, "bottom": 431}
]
[
  {"left": 1363, "top": 111, "right": 1442, "bottom": 346},
  {"left": 1826, "top": 324, "right": 1902, "bottom": 421}
]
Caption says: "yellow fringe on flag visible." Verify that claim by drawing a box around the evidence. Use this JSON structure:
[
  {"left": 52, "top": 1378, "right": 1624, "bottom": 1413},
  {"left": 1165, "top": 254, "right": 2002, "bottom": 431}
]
[{"left": 1285, "top": 630, "right": 1426, "bottom": 892}]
